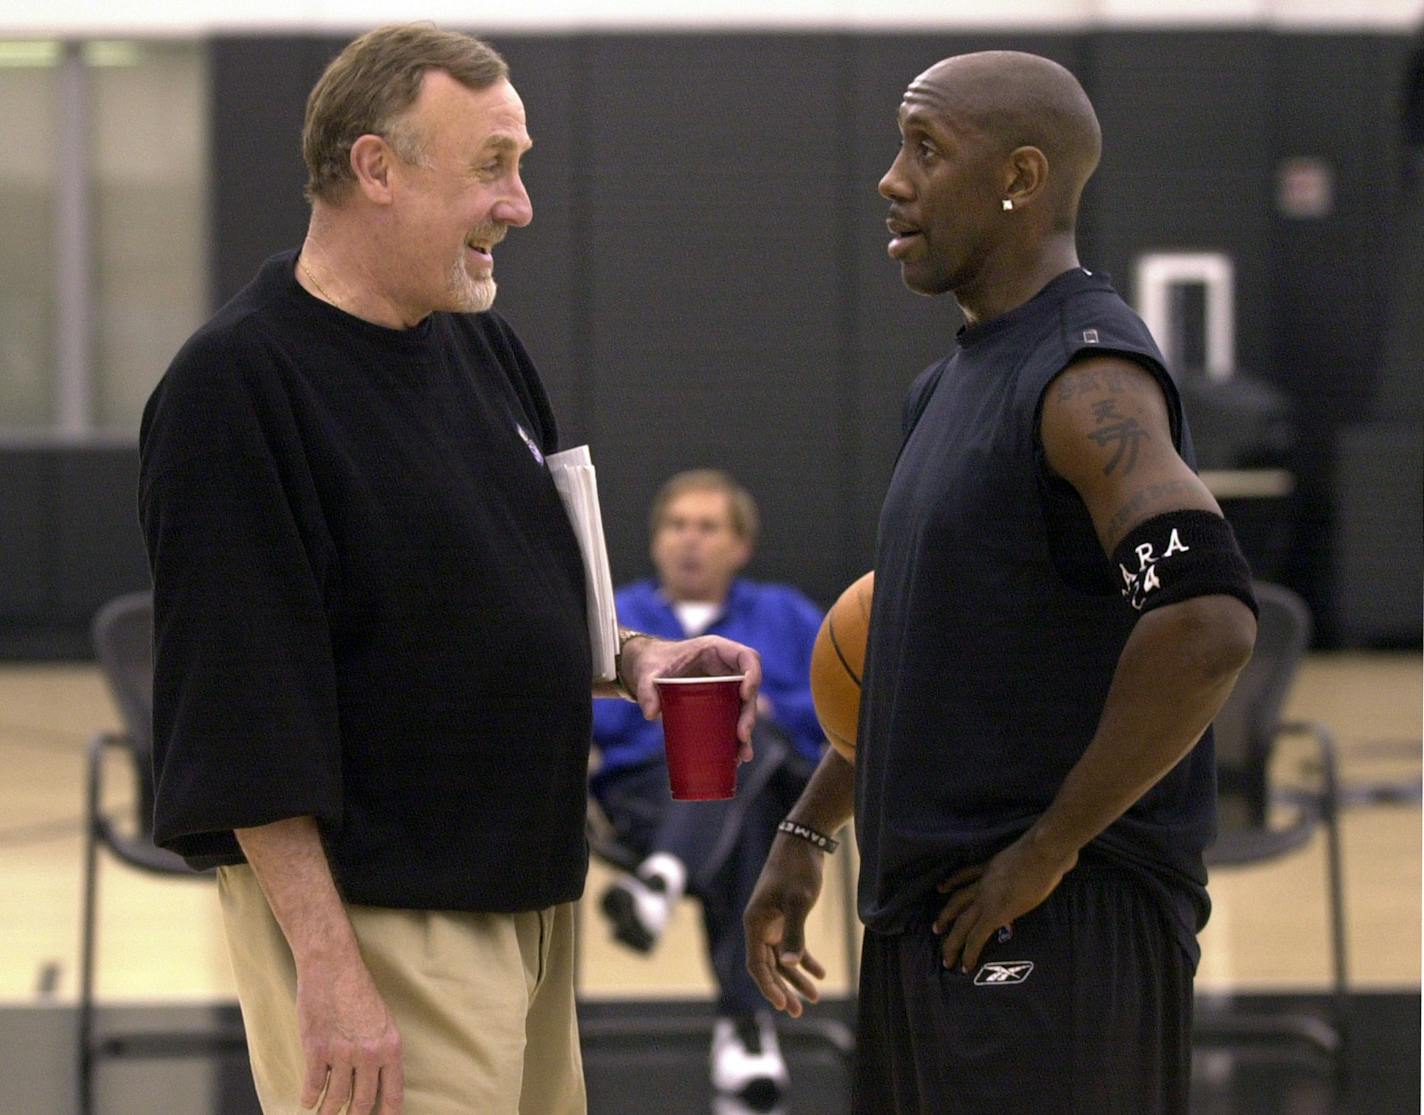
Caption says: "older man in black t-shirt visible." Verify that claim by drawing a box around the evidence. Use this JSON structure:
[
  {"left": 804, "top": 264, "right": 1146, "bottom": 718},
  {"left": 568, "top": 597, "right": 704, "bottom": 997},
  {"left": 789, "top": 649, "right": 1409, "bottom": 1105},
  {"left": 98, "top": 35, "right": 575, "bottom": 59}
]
[
  {"left": 141, "top": 25, "right": 761, "bottom": 1115},
  {"left": 744, "top": 52, "right": 1257, "bottom": 1115}
]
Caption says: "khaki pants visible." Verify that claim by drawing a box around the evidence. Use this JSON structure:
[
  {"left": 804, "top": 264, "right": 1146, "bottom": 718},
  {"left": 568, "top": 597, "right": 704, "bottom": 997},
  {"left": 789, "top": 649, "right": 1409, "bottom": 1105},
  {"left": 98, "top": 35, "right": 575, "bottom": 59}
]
[{"left": 218, "top": 865, "right": 586, "bottom": 1115}]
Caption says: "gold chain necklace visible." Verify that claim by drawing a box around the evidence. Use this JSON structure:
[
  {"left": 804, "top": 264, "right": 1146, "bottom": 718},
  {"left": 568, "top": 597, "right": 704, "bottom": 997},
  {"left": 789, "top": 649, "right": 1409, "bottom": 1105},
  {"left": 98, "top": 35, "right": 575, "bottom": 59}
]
[{"left": 299, "top": 256, "right": 339, "bottom": 308}]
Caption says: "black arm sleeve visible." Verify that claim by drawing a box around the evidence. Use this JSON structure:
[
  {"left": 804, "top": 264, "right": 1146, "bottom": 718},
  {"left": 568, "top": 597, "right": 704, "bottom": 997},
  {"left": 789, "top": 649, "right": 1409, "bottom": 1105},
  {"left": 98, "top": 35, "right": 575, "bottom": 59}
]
[
  {"left": 1112, "top": 509, "right": 1258, "bottom": 620},
  {"left": 139, "top": 338, "right": 343, "bottom": 864}
]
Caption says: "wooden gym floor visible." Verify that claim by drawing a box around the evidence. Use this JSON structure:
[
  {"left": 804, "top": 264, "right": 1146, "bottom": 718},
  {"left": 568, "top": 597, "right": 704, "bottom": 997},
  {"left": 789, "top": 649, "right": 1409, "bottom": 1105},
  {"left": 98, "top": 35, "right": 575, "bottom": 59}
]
[{"left": 0, "top": 653, "right": 1418, "bottom": 1111}]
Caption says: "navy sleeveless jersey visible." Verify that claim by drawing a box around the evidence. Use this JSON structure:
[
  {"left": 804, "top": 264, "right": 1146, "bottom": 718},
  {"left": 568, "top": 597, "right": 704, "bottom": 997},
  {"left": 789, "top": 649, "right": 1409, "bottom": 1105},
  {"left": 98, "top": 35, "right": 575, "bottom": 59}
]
[{"left": 855, "top": 268, "right": 1216, "bottom": 962}]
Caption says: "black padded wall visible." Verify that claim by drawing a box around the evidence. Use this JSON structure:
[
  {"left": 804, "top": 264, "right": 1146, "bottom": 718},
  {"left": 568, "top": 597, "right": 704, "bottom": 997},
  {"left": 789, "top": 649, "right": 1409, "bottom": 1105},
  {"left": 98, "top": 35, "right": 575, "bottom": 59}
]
[
  {"left": 6, "top": 27, "right": 1412, "bottom": 657},
  {"left": 136, "top": 28, "right": 1424, "bottom": 628},
  {"left": 209, "top": 38, "right": 327, "bottom": 303},
  {"left": 472, "top": 37, "right": 585, "bottom": 444},
  {"left": 573, "top": 35, "right": 849, "bottom": 599},
  {"left": 1087, "top": 31, "right": 1276, "bottom": 379},
  {"left": 0, "top": 446, "right": 150, "bottom": 657},
  {"left": 1265, "top": 33, "right": 1415, "bottom": 633}
]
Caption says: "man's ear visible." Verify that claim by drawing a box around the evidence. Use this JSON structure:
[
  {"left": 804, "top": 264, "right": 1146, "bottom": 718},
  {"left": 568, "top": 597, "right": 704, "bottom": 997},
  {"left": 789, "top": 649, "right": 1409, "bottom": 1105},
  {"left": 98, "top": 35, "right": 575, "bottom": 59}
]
[
  {"left": 1003, "top": 145, "right": 1049, "bottom": 210},
  {"left": 730, "top": 536, "right": 753, "bottom": 574},
  {"left": 350, "top": 134, "right": 396, "bottom": 204}
]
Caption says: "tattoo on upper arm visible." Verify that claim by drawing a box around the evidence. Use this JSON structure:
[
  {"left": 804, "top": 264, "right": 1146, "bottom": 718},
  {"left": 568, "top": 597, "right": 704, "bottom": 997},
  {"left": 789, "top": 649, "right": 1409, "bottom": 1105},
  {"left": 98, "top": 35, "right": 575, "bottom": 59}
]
[
  {"left": 1104, "top": 480, "right": 1192, "bottom": 547},
  {"left": 1056, "top": 367, "right": 1130, "bottom": 401},
  {"left": 1085, "top": 396, "right": 1150, "bottom": 476}
]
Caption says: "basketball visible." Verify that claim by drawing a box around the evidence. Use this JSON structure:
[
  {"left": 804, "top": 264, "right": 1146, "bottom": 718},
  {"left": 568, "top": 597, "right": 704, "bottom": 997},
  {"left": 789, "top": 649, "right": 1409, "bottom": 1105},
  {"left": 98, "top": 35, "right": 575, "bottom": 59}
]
[{"left": 809, "top": 571, "right": 874, "bottom": 761}]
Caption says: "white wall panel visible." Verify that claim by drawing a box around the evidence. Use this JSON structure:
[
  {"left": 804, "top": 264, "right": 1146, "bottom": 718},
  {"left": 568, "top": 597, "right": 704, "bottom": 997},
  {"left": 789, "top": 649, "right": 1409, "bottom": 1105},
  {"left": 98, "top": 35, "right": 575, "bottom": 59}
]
[
  {"left": 0, "top": 0, "right": 1420, "bottom": 37},
  {"left": 1265, "top": 0, "right": 1423, "bottom": 26},
  {"left": 1096, "top": 0, "right": 1263, "bottom": 23}
]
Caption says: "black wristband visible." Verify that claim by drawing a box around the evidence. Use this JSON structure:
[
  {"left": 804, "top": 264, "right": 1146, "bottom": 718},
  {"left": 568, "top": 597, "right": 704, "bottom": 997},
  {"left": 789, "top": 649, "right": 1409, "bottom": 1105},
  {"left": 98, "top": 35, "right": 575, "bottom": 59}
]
[
  {"left": 777, "top": 819, "right": 839, "bottom": 853},
  {"left": 1113, "top": 509, "right": 1258, "bottom": 618}
]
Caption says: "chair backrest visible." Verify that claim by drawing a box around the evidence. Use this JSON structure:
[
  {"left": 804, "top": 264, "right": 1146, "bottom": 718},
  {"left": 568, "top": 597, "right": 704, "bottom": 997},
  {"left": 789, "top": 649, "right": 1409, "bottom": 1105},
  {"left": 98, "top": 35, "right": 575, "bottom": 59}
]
[
  {"left": 91, "top": 591, "right": 157, "bottom": 831},
  {"left": 1212, "top": 581, "right": 1313, "bottom": 830}
]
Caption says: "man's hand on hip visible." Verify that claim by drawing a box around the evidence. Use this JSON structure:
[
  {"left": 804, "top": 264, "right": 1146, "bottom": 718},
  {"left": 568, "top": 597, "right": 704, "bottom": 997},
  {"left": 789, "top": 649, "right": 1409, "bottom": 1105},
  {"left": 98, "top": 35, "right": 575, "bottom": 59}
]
[{"left": 932, "top": 833, "right": 1077, "bottom": 974}]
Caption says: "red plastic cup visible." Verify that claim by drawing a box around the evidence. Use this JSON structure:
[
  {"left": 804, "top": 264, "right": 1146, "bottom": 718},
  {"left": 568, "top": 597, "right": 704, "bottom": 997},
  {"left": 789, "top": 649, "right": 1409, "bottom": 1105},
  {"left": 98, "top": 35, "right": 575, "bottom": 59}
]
[{"left": 655, "top": 675, "right": 745, "bottom": 800}]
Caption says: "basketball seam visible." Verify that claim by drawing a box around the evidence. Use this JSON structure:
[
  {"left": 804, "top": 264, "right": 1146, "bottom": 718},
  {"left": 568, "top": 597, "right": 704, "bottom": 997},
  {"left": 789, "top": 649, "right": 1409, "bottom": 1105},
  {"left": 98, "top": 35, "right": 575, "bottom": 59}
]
[{"left": 827, "top": 620, "right": 862, "bottom": 689}]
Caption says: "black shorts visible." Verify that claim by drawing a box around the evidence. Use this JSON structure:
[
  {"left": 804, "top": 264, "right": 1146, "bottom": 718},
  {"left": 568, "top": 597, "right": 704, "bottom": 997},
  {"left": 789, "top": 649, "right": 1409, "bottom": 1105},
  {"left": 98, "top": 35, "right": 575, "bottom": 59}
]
[{"left": 854, "top": 862, "right": 1193, "bottom": 1115}]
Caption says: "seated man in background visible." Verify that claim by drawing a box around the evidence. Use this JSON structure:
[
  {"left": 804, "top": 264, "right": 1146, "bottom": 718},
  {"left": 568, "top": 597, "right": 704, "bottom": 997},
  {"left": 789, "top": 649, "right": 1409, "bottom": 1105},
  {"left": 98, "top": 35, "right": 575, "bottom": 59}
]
[{"left": 592, "top": 469, "right": 825, "bottom": 1107}]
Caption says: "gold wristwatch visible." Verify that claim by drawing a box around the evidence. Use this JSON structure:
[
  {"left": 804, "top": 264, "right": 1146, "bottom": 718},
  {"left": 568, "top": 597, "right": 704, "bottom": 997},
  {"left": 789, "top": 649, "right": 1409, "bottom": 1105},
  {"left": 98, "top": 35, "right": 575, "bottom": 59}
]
[{"left": 613, "top": 627, "right": 648, "bottom": 701}]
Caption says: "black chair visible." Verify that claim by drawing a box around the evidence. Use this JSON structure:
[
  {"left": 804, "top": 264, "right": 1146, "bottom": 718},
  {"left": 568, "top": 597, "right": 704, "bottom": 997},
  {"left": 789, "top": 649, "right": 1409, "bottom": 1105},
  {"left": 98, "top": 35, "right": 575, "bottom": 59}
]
[
  {"left": 77, "top": 591, "right": 247, "bottom": 1115},
  {"left": 1195, "top": 581, "right": 1348, "bottom": 1080}
]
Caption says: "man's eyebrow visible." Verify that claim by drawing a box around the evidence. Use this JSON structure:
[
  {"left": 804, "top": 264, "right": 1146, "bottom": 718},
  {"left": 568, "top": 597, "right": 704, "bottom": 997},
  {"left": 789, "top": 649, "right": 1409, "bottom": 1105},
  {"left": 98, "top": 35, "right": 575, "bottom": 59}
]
[
  {"left": 899, "top": 103, "right": 964, "bottom": 143},
  {"left": 482, "top": 134, "right": 533, "bottom": 153},
  {"left": 895, "top": 112, "right": 932, "bottom": 140}
]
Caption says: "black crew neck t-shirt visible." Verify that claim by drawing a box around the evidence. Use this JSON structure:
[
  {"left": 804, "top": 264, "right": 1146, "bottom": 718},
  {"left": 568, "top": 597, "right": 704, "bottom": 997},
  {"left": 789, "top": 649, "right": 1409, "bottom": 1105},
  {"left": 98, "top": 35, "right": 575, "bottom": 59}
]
[
  {"left": 856, "top": 268, "right": 1216, "bottom": 963},
  {"left": 139, "top": 250, "right": 592, "bottom": 912}
]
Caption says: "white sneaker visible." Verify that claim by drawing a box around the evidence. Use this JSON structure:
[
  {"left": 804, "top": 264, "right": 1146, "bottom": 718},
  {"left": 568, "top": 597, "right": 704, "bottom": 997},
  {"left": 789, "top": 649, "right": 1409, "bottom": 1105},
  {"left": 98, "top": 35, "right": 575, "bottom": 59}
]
[
  {"left": 599, "top": 853, "right": 686, "bottom": 953},
  {"left": 710, "top": 1012, "right": 789, "bottom": 1110}
]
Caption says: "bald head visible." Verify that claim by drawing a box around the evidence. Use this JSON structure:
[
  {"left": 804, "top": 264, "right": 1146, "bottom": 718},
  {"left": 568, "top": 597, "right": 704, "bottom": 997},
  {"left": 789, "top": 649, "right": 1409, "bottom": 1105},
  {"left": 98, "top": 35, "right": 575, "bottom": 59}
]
[{"left": 909, "top": 51, "right": 1102, "bottom": 228}]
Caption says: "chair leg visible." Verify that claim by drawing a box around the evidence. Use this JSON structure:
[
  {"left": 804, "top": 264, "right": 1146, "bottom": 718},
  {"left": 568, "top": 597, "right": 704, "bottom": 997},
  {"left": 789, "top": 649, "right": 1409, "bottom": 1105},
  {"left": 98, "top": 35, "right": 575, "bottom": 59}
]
[
  {"left": 1316, "top": 729, "right": 1350, "bottom": 1089},
  {"left": 77, "top": 735, "right": 105, "bottom": 1115}
]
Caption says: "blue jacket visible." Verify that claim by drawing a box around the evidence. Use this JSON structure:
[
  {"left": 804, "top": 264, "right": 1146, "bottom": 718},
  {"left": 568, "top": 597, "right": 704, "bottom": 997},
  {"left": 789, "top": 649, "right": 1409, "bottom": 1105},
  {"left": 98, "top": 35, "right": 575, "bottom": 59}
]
[{"left": 593, "top": 577, "right": 826, "bottom": 773}]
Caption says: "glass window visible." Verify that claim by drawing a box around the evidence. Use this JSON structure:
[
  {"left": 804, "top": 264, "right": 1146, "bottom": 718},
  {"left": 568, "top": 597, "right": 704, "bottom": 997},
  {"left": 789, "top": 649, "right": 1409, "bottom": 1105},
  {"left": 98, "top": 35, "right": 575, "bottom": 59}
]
[
  {"left": 91, "top": 41, "right": 210, "bottom": 432},
  {"left": 0, "top": 39, "right": 209, "bottom": 436},
  {"left": 0, "top": 44, "right": 59, "bottom": 430}
]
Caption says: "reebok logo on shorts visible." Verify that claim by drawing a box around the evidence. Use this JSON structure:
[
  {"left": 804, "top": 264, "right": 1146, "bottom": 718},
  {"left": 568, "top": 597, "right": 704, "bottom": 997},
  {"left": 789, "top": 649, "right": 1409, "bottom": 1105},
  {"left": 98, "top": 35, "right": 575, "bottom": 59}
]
[{"left": 973, "top": 961, "right": 1034, "bottom": 986}]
